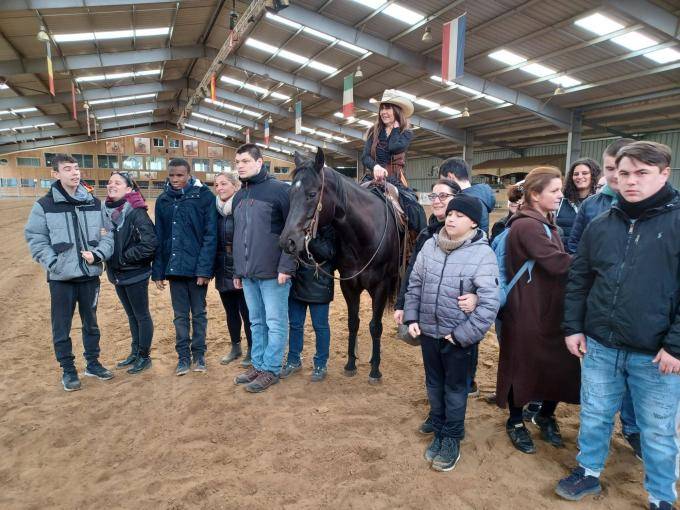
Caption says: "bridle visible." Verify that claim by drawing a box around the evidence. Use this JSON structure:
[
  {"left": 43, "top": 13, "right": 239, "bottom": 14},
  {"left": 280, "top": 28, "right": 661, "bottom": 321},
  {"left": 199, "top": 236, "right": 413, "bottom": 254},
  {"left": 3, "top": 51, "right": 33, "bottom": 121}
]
[{"left": 302, "top": 164, "right": 326, "bottom": 256}]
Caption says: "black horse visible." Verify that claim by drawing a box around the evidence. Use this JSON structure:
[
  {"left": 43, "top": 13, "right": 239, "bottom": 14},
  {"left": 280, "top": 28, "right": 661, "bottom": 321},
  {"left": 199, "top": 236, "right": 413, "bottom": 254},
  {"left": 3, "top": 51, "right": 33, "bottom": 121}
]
[{"left": 280, "top": 149, "right": 401, "bottom": 383}]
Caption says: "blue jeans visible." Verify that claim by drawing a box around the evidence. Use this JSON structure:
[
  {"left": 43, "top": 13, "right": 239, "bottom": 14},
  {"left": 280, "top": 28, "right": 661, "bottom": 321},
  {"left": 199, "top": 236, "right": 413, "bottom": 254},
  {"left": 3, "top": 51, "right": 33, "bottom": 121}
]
[
  {"left": 287, "top": 297, "right": 330, "bottom": 369},
  {"left": 242, "top": 278, "right": 291, "bottom": 375},
  {"left": 420, "top": 335, "right": 473, "bottom": 439},
  {"left": 169, "top": 278, "right": 207, "bottom": 360},
  {"left": 577, "top": 338, "right": 680, "bottom": 504},
  {"left": 620, "top": 388, "right": 639, "bottom": 435}
]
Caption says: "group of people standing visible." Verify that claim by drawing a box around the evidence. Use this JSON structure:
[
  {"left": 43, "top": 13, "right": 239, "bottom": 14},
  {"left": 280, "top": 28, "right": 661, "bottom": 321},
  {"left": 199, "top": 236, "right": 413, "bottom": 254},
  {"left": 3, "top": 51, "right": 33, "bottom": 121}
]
[{"left": 23, "top": 86, "right": 680, "bottom": 509}]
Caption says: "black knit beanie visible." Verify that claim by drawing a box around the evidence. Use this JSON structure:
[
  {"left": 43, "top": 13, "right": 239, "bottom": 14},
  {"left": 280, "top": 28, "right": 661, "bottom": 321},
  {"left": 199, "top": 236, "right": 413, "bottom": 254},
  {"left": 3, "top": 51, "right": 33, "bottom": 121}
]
[{"left": 445, "top": 194, "right": 483, "bottom": 227}]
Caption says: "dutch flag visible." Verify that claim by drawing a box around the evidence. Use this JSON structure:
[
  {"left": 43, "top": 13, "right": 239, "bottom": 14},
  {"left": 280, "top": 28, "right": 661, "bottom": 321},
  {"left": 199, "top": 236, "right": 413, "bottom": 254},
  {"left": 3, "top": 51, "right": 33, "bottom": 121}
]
[{"left": 441, "top": 14, "right": 466, "bottom": 82}]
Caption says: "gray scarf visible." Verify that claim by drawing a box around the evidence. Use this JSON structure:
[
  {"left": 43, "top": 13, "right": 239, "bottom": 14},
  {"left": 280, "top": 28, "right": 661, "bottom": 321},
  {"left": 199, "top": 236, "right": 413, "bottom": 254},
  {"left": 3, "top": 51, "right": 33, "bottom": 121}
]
[
  {"left": 437, "top": 227, "right": 475, "bottom": 253},
  {"left": 216, "top": 195, "right": 234, "bottom": 217}
]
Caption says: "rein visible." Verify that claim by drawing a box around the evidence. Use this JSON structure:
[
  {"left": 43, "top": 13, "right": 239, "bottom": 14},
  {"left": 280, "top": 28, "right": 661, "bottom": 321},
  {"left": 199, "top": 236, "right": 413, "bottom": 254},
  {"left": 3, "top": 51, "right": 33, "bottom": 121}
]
[{"left": 298, "top": 168, "right": 393, "bottom": 282}]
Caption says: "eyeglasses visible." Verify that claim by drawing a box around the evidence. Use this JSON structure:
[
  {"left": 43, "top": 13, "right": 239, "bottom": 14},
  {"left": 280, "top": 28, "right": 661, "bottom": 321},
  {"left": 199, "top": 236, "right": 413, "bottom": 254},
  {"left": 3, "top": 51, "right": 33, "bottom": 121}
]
[
  {"left": 110, "top": 171, "right": 133, "bottom": 187},
  {"left": 427, "top": 192, "right": 455, "bottom": 202}
]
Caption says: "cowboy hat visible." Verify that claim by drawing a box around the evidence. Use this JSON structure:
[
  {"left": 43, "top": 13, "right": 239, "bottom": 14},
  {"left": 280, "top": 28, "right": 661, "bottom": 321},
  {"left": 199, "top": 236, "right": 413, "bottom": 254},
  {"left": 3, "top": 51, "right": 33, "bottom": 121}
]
[{"left": 374, "top": 89, "right": 414, "bottom": 118}]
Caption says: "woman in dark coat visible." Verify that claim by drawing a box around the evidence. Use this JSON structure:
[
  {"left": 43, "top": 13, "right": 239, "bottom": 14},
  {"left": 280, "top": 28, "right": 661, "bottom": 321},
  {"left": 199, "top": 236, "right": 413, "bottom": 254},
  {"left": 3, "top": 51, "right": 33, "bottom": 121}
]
[
  {"left": 214, "top": 172, "right": 252, "bottom": 367},
  {"left": 497, "top": 167, "right": 579, "bottom": 454},
  {"left": 555, "top": 158, "right": 600, "bottom": 246},
  {"left": 361, "top": 89, "right": 426, "bottom": 235},
  {"left": 104, "top": 172, "right": 158, "bottom": 374}
]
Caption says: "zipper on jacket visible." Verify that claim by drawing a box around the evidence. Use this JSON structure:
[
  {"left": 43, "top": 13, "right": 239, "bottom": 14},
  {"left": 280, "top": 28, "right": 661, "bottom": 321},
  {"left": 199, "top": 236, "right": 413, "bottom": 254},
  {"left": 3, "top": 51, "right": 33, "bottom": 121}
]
[{"left": 607, "top": 222, "right": 635, "bottom": 343}]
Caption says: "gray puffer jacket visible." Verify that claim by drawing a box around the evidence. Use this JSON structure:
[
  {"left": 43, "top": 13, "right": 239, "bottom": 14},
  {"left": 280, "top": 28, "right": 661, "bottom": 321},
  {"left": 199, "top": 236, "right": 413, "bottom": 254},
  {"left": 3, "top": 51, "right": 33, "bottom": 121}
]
[
  {"left": 403, "top": 231, "right": 500, "bottom": 346},
  {"left": 25, "top": 182, "right": 114, "bottom": 281}
]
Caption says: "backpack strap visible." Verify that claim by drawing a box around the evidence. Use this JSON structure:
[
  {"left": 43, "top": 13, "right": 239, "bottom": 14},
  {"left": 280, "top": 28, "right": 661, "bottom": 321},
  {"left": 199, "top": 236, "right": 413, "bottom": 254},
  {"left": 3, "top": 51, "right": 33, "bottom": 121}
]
[{"left": 507, "top": 223, "right": 553, "bottom": 293}]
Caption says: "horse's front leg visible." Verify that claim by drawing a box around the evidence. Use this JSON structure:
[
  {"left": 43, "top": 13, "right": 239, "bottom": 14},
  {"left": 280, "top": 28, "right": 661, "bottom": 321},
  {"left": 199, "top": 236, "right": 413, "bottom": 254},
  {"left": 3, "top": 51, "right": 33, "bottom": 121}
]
[
  {"left": 341, "top": 282, "right": 360, "bottom": 376},
  {"left": 368, "top": 285, "right": 388, "bottom": 383}
]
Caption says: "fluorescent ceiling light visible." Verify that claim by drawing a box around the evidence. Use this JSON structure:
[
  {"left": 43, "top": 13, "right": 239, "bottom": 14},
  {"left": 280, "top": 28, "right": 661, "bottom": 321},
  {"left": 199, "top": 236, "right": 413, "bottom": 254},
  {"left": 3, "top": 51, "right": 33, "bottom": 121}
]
[
  {"left": 489, "top": 49, "right": 527, "bottom": 66},
  {"left": 383, "top": 4, "right": 424, "bottom": 24},
  {"left": 89, "top": 93, "right": 156, "bottom": 105},
  {"left": 245, "top": 38, "right": 278, "bottom": 53},
  {"left": 246, "top": 38, "right": 336, "bottom": 74},
  {"left": 549, "top": 75, "right": 582, "bottom": 88},
  {"left": 303, "top": 27, "right": 336, "bottom": 42},
  {"left": 611, "top": 31, "right": 657, "bottom": 51},
  {"left": 301, "top": 126, "right": 316, "bottom": 134},
  {"left": 440, "top": 107, "right": 461, "bottom": 116},
  {"left": 644, "top": 47, "right": 680, "bottom": 64},
  {"left": 96, "top": 109, "right": 153, "bottom": 120},
  {"left": 337, "top": 40, "right": 370, "bottom": 54},
  {"left": 332, "top": 136, "right": 349, "bottom": 143},
  {"left": 53, "top": 27, "right": 169, "bottom": 43},
  {"left": 304, "top": 144, "right": 316, "bottom": 150},
  {"left": 8, "top": 122, "right": 55, "bottom": 131},
  {"left": 288, "top": 140, "right": 304, "bottom": 147},
  {"left": 221, "top": 76, "right": 269, "bottom": 95},
  {"left": 0, "top": 107, "right": 39, "bottom": 114},
  {"left": 413, "top": 98, "right": 440, "bottom": 109},
  {"left": 430, "top": 75, "right": 457, "bottom": 87},
  {"left": 270, "top": 91, "right": 291, "bottom": 100},
  {"left": 265, "top": 12, "right": 301, "bottom": 30},
  {"left": 204, "top": 98, "right": 261, "bottom": 117},
  {"left": 278, "top": 49, "right": 308, "bottom": 64},
  {"left": 574, "top": 13, "right": 624, "bottom": 36},
  {"left": 481, "top": 95, "right": 506, "bottom": 104},
  {"left": 521, "top": 63, "right": 555, "bottom": 77},
  {"left": 274, "top": 135, "right": 288, "bottom": 142},
  {"left": 307, "top": 60, "right": 338, "bottom": 73},
  {"left": 76, "top": 69, "right": 160, "bottom": 82},
  {"left": 456, "top": 85, "right": 481, "bottom": 96},
  {"left": 191, "top": 112, "right": 241, "bottom": 130},
  {"left": 351, "top": 0, "right": 385, "bottom": 8},
  {"left": 316, "top": 131, "right": 332, "bottom": 138}
]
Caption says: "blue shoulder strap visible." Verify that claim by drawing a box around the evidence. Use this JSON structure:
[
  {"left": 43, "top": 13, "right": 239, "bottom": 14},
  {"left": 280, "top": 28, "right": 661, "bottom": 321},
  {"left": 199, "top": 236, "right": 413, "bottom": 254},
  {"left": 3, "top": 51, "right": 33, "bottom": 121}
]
[{"left": 505, "top": 223, "right": 552, "bottom": 293}]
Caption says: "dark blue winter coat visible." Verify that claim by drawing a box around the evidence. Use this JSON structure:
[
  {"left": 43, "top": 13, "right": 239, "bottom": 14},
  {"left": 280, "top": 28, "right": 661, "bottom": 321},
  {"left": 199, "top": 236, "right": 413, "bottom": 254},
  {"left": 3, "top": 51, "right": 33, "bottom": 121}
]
[
  {"left": 566, "top": 190, "right": 616, "bottom": 254},
  {"left": 152, "top": 178, "right": 217, "bottom": 280},
  {"left": 462, "top": 184, "right": 496, "bottom": 235}
]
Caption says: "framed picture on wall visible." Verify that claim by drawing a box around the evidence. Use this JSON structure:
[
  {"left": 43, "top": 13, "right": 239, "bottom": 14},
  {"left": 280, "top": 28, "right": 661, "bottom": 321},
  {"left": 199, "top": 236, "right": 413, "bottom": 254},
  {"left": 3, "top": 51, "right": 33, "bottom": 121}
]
[
  {"left": 105, "top": 140, "right": 124, "bottom": 154},
  {"left": 134, "top": 137, "right": 150, "bottom": 155},
  {"left": 207, "top": 146, "right": 223, "bottom": 159},
  {"left": 183, "top": 139, "right": 199, "bottom": 157}
]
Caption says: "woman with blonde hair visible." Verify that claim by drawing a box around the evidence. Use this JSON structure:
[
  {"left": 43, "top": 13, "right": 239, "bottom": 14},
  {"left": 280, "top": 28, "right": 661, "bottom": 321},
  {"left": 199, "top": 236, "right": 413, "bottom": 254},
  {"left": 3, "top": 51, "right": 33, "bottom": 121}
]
[
  {"left": 496, "top": 167, "right": 579, "bottom": 454},
  {"left": 214, "top": 172, "right": 252, "bottom": 366}
]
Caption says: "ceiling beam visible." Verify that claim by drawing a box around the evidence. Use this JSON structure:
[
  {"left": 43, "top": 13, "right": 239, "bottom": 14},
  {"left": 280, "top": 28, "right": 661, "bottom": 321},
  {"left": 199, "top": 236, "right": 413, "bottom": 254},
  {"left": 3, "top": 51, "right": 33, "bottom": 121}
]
[
  {"left": 580, "top": 88, "right": 680, "bottom": 111},
  {"left": 224, "top": 55, "right": 466, "bottom": 144},
  {"left": 605, "top": 0, "right": 680, "bottom": 41},
  {"left": 276, "top": 4, "right": 572, "bottom": 130},
  {"left": 0, "top": 45, "right": 215, "bottom": 75},
  {"left": 1, "top": 0, "right": 185, "bottom": 9}
]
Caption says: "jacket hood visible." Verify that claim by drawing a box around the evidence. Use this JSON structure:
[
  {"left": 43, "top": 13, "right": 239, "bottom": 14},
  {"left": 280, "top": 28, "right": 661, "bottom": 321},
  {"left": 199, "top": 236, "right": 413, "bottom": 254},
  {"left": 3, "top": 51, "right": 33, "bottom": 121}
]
[
  {"left": 467, "top": 183, "right": 496, "bottom": 212},
  {"left": 51, "top": 180, "right": 93, "bottom": 205},
  {"left": 241, "top": 166, "right": 270, "bottom": 186},
  {"left": 611, "top": 184, "right": 680, "bottom": 220},
  {"left": 125, "top": 190, "right": 147, "bottom": 209},
  {"left": 507, "top": 205, "right": 553, "bottom": 228}
]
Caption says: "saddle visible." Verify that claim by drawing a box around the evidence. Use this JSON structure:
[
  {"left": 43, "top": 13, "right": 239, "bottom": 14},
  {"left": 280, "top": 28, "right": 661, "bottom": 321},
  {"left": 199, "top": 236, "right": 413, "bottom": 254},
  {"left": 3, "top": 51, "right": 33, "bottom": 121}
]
[{"left": 360, "top": 180, "right": 407, "bottom": 231}]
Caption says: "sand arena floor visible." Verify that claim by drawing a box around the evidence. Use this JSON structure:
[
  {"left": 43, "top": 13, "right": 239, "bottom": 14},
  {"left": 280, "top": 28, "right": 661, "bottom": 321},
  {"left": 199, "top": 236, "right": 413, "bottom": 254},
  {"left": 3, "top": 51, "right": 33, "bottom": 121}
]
[{"left": 0, "top": 198, "right": 650, "bottom": 509}]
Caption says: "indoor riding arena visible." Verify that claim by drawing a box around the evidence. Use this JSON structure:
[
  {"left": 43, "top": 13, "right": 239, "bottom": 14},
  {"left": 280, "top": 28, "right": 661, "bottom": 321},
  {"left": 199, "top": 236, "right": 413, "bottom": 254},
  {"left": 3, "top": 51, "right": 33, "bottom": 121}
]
[{"left": 1, "top": 1, "right": 679, "bottom": 509}]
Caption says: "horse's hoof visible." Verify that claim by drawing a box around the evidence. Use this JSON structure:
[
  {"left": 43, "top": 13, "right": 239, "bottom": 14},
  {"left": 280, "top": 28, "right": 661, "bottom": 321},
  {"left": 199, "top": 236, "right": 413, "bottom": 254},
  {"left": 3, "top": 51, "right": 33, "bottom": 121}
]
[
  {"left": 368, "top": 376, "right": 382, "bottom": 385},
  {"left": 344, "top": 368, "right": 357, "bottom": 377}
]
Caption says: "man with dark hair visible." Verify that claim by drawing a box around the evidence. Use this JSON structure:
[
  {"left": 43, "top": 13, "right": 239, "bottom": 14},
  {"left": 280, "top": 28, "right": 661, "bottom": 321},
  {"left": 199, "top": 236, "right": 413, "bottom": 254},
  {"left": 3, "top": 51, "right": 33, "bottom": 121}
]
[
  {"left": 557, "top": 141, "right": 680, "bottom": 510},
  {"left": 438, "top": 157, "right": 495, "bottom": 235},
  {"left": 25, "top": 154, "right": 115, "bottom": 391},
  {"left": 565, "top": 137, "right": 641, "bottom": 459},
  {"left": 152, "top": 157, "right": 217, "bottom": 375},
  {"left": 231, "top": 143, "right": 295, "bottom": 393}
]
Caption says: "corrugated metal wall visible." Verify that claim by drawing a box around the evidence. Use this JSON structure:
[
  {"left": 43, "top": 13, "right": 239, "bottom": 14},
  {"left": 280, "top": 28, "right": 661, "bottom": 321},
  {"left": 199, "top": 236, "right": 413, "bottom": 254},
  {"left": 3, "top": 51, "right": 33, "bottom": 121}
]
[{"left": 408, "top": 130, "right": 680, "bottom": 191}]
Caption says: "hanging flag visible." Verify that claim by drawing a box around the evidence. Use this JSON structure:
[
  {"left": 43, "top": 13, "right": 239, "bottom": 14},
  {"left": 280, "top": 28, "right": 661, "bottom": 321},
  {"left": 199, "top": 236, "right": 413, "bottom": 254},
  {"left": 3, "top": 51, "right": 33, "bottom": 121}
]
[
  {"left": 264, "top": 120, "right": 270, "bottom": 145},
  {"left": 294, "top": 100, "right": 302, "bottom": 135},
  {"left": 342, "top": 74, "right": 354, "bottom": 118},
  {"left": 441, "top": 14, "right": 467, "bottom": 82},
  {"left": 71, "top": 82, "right": 77, "bottom": 121},
  {"left": 210, "top": 72, "right": 216, "bottom": 102},
  {"left": 46, "top": 41, "right": 55, "bottom": 96},
  {"left": 245, "top": 128, "right": 250, "bottom": 144}
]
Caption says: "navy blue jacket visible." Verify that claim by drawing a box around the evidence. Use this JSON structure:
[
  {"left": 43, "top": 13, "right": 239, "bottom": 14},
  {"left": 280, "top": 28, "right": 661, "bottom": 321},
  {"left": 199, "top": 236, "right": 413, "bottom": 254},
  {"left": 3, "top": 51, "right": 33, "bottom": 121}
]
[
  {"left": 462, "top": 184, "right": 496, "bottom": 235},
  {"left": 232, "top": 167, "right": 296, "bottom": 279},
  {"left": 555, "top": 198, "right": 579, "bottom": 248},
  {"left": 152, "top": 179, "right": 217, "bottom": 280},
  {"left": 566, "top": 192, "right": 616, "bottom": 254}
]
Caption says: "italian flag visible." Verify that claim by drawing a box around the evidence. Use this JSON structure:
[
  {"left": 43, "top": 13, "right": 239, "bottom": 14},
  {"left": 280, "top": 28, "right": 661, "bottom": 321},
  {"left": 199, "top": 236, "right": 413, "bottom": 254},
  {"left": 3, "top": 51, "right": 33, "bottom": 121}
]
[
  {"left": 264, "top": 120, "right": 270, "bottom": 145},
  {"left": 295, "top": 100, "right": 302, "bottom": 135},
  {"left": 441, "top": 14, "right": 466, "bottom": 82},
  {"left": 342, "top": 74, "right": 354, "bottom": 118},
  {"left": 46, "top": 42, "right": 55, "bottom": 96}
]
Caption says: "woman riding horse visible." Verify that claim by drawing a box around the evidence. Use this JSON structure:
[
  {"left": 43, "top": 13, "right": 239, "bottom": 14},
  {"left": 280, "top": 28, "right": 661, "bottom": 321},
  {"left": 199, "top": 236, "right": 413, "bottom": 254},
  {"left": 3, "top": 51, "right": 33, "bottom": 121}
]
[{"left": 361, "top": 89, "right": 426, "bottom": 236}]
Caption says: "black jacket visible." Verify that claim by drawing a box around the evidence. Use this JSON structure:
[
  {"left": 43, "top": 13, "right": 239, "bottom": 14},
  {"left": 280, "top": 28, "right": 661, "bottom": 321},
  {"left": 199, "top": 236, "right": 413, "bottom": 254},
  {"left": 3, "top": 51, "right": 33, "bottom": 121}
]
[
  {"left": 232, "top": 167, "right": 296, "bottom": 279},
  {"left": 106, "top": 207, "right": 158, "bottom": 286},
  {"left": 563, "top": 185, "right": 680, "bottom": 359},
  {"left": 396, "top": 214, "right": 443, "bottom": 310},
  {"left": 555, "top": 198, "right": 579, "bottom": 247},
  {"left": 566, "top": 191, "right": 615, "bottom": 254},
  {"left": 291, "top": 225, "right": 336, "bottom": 304},
  {"left": 215, "top": 211, "right": 237, "bottom": 292}
]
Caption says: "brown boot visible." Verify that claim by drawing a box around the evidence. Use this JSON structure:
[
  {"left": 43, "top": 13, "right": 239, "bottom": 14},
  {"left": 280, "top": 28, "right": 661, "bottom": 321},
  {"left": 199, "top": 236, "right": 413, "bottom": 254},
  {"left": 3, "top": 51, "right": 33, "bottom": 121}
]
[
  {"left": 245, "top": 371, "right": 279, "bottom": 393},
  {"left": 234, "top": 366, "right": 259, "bottom": 385}
]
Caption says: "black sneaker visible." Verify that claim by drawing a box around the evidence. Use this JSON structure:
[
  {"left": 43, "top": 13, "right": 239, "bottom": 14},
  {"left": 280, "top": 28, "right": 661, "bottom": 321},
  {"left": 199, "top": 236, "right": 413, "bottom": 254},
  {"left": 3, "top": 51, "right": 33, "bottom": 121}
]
[
  {"left": 555, "top": 467, "right": 602, "bottom": 501},
  {"left": 532, "top": 414, "right": 565, "bottom": 448},
  {"left": 468, "top": 381, "right": 479, "bottom": 398},
  {"left": 279, "top": 360, "right": 302, "bottom": 379},
  {"left": 62, "top": 371, "right": 81, "bottom": 392},
  {"left": 116, "top": 353, "right": 138, "bottom": 369},
  {"left": 650, "top": 502, "right": 676, "bottom": 510},
  {"left": 310, "top": 366, "right": 327, "bottom": 382},
  {"left": 127, "top": 356, "right": 151, "bottom": 375},
  {"left": 176, "top": 358, "right": 191, "bottom": 376},
  {"left": 419, "top": 414, "right": 435, "bottom": 435},
  {"left": 623, "top": 432, "right": 642, "bottom": 461},
  {"left": 192, "top": 355, "right": 207, "bottom": 373},
  {"left": 245, "top": 371, "right": 279, "bottom": 393},
  {"left": 424, "top": 435, "right": 442, "bottom": 462},
  {"left": 84, "top": 363, "right": 114, "bottom": 380},
  {"left": 506, "top": 422, "right": 536, "bottom": 454},
  {"left": 432, "top": 437, "right": 461, "bottom": 472},
  {"left": 523, "top": 401, "right": 542, "bottom": 422}
]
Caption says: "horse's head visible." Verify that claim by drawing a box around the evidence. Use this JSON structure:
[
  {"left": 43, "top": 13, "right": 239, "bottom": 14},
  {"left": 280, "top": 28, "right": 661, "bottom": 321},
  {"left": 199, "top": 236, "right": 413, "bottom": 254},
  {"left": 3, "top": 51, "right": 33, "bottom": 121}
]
[{"left": 280, "top": 148, "right": 327, "bottom": 257}]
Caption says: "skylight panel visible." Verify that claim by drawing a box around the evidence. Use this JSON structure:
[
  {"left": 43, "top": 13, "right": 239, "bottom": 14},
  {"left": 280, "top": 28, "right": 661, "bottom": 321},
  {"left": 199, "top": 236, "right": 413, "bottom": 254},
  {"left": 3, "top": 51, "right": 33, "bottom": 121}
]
[
  {"left": 482, "top": 95, "right": 506, "bottom": 104},
  {"left": 430, "top": 75, "right": 457, "bottom": 87},
  {"left": 488, "top": 49, "right": 527, "bottom": 66},
  {"left": 75, "top": 69, "right": 160, "bottom": 82},
  {"left": 245, "top": 38, "right": 278, "bottom": 54},
  {"left": 574, "top": 13, "right": 624, "bottom": 36},
  {"left": 269, "top": 91, "right": 291, "bottom": 100},
  {"left": 265, "top": 12, "right": 302, "bottom": 30},
  {"left": 440, "top": 107, "right": 461, "bottom": 116},
  {"left": 278, "top": 49, "right": 308, "bottom": 64},
  {"left": 304, "top": 144, "right": 316, "bottom": 150},
  {"left": 383, "top": 4, "right": 424, "bottom": 24},
  {"left": 274, "top": 135, "right": 289, "bottom": 142},
  {"left": 332, "top": 136, "right": 349, "bottom": 143},
  {"left": 10, "top": 107, "right": 38, "bottom": 114},
  {"left": 644, "top": 48, "right": 680, "bottom": 64},
  {"left": 204, "top": 98, "right": 261, "bottom": 117},
  {"left": 303, "top": 27, "right": 336, "bottom": 42},
  {"left": 89, "top": 93, "right": 156, "bottom": 105},
  {"left": 53, "top": 27, "right": 169, "bottom": 42},
  {"left": 394, "top": 90, "right": 417, "bottom": 101},
  {"left": 307, "top": 60, "right": 337, "bottom": 73},
  {"left": 549, "top": 76, "right": 582, "bottom": 88},
  {"left": 337, "top": 41, "right": 369, "bottom": 54},
  {"left": 356, "top": 119, "right": 373, "bottom": 127},
  {"left": 611, "top": 31, "right": 657, "bottom": 51},
  {"left": 456, "top": 85, "right": 482, "bottom": 96},
  {"left": 413, "top": 98, "right": 440, "bottom": 109},
  {"left": 135, "top": 28, "right": 170, "bottom": 37},
  {"left": 11, "top": 122, "right": 55, "bottom": 130},
  {"left": 97, "top": 109, "right": 153, "bottom": 120},
  {"left": 221, "top": 76, "right": 269, "bottom": 95},
  {"left": 521, "top": 63, "right": 555, "bottom": 77},
  {"left": 350, "top": 0, "right": 386, "bottom": 8},
  {"left": 301, "top": 126, "right": 316, "bottom": 134}
]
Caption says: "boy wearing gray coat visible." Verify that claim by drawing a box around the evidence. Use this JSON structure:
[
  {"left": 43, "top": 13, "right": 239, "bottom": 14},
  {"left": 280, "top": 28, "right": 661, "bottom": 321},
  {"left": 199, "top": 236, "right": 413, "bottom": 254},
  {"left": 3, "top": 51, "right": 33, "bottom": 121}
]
[
  {"left": 404, "top": 195, "right": 500, "bottom": 472},
  {"left": 25, "top": 154, "right": 114, "bottom": 392}
]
